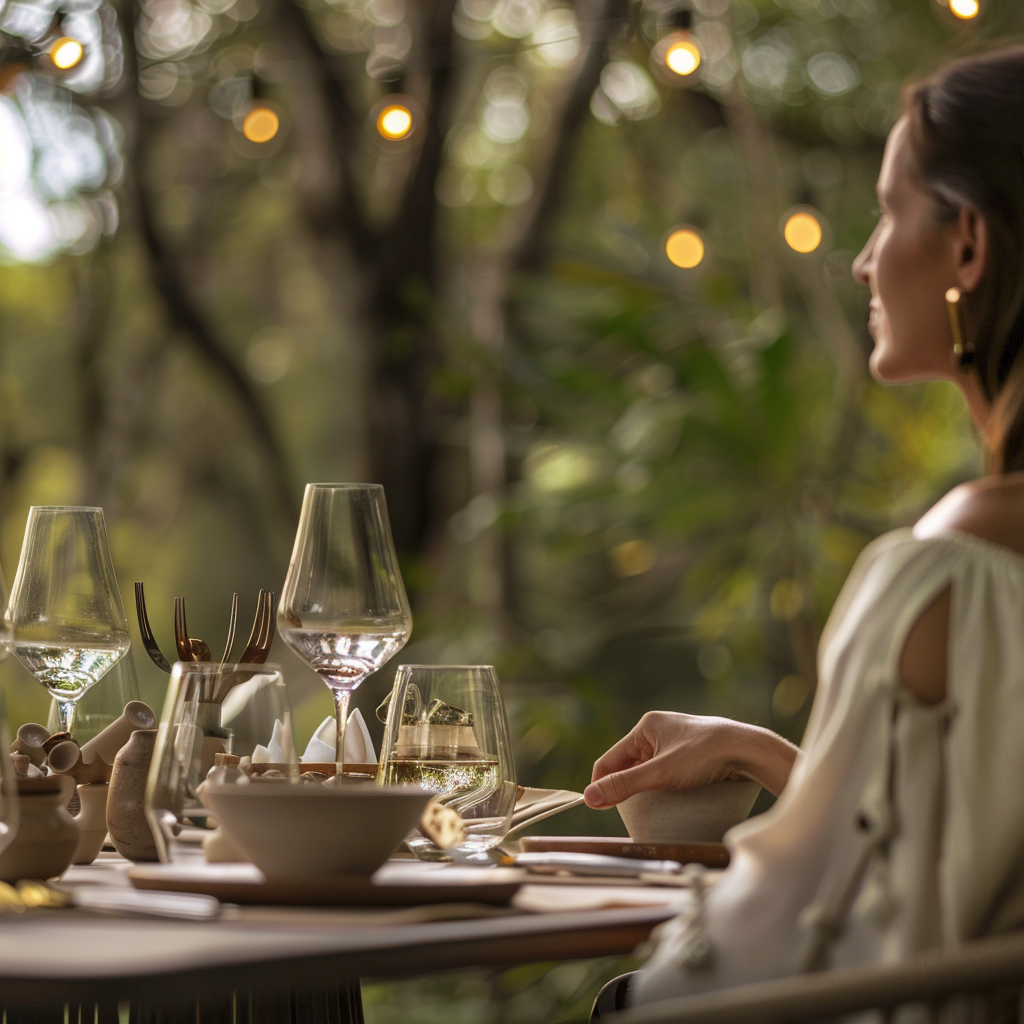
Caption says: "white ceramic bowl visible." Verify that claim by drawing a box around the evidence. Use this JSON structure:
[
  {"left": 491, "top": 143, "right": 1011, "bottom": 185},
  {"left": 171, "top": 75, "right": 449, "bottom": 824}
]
[
  {"left": 201, "top": 783, "right": 432, "bottom": 877},
  {"left": 616, "top": 780, "right": 762, "bottom": 844}
]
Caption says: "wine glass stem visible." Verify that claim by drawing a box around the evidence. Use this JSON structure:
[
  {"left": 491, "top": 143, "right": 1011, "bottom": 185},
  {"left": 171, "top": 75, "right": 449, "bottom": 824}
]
[
  {"left": 333, "top": 689, "right": 351, "bottom": 779},
  {"left": 56, "top": 699, "right": 76, "bottom": 736}
]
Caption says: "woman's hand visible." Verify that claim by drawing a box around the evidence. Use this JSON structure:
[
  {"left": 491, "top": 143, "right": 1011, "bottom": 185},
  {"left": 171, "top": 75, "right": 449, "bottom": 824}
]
[{"left": 583, "top": 711, "right": 799, "bottom": 809}]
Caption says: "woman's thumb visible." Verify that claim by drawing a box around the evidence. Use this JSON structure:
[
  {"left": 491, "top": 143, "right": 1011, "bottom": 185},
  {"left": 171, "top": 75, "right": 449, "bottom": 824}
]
[{"left": 584, "top": 763, "right": 657, "bottom": 808}]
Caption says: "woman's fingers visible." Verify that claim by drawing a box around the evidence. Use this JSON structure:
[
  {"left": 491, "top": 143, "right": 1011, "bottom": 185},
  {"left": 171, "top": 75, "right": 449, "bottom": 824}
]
[
  {"left": 584, "top": 760, "right": 662, "bottom": 808},
  {"left": 591, "top": 730, "right": 645, "bottom": 783}
]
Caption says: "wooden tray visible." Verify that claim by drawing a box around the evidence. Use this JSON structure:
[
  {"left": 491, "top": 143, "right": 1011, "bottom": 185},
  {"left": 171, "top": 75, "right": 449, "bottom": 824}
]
[
  {"left": 519, "top": 836, "right": 729, "bottom": 869},
  {"left": 128, "top": 862, "right": 523, "bottom": 907}
]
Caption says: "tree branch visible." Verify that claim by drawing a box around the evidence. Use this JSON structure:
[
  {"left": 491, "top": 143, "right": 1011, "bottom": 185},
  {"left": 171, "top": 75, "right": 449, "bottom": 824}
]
[
  {"left": 512, "top": 0, "right": 629, "bottom": 273},
  {"left": 275, "top": 0, "right": 372, "bottom": 252}
]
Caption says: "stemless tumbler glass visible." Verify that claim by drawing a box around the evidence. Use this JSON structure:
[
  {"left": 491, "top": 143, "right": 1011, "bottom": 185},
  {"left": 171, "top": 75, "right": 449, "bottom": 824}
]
[
  {"left": 146, "top": 662, "right": 295, "bottom": 862},
  {"left": 6, "top": 507, "right": 130, "bottom": 737},
  {"left": 278, "top": 484, "right": 412, "bottom": 778},
  {"left": 378, "top": 665, "right": 517, "bottom": 857},
  {"left": 0, "top": 685, "right": 19, "bottom": 861}
]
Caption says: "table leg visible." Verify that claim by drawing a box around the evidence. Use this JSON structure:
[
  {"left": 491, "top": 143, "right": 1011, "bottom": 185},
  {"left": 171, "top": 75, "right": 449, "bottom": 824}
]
[
  {"left": 2, "top": 1003, "right": 119, "bottom": 1023},
  {"left": 125, "top": 982, "right": 364, "bottom": 1024}
]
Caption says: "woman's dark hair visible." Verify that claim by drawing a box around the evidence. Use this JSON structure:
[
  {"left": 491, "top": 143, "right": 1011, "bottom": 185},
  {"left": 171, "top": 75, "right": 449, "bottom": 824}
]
[{"left": 904, "top": 46, "right": 1024, "bottom": 473}]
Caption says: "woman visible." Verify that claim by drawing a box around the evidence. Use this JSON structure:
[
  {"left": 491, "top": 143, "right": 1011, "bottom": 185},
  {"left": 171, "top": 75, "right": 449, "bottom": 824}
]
[{"left": 588, "top": 45, "right": 1024, "bottom": 1011}]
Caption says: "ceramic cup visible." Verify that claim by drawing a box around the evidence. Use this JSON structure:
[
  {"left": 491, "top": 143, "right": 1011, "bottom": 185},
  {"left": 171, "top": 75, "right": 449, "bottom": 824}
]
[{"left": 616, "top": 780, "right": 762, "bottom": 844}]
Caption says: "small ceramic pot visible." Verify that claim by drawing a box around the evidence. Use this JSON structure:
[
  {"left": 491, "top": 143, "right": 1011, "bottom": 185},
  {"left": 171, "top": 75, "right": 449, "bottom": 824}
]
[
  {"left": 72, "top": 783, "right": 109, "bottom": 865},
  {"left": 107, "top": 729, "right": 159, "bottom": 862},
  {"left": 617, "top": 780, "right": 762, "bottom": 844},
  {"left": 0, "top": 776, "right": 78, "bottom": 882}
]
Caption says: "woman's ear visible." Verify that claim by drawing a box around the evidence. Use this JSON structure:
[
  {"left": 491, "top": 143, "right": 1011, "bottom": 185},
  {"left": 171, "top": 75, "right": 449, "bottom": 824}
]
[{"left": 956, "top": 207, "right": 989, "bottom": 293}]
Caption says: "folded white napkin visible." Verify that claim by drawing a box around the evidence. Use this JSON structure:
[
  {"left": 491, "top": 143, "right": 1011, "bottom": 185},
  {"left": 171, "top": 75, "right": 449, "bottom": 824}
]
[
  {"left": 505, "top": 787, "right": 586, "bottom": 837},
  {"left": 301, "top": 708, "right": 376, "bottom": 764},
  {"left": 250, "top": 718, "right": 295, "bottom": 764}
]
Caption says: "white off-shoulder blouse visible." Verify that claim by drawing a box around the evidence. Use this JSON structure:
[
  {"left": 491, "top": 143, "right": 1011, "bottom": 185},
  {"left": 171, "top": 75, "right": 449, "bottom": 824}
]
[{"left": 635, "top": 529, "right": 1024, "bottom": 1004}]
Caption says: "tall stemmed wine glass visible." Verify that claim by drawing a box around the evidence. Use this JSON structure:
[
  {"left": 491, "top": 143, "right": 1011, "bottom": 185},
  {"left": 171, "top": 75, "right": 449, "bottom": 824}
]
[
  {"left": 5, "top": 507, "right": 131, "bottom": 737},
  {"left": 278, "top": 484, "right": 412, "bottom": 778}
]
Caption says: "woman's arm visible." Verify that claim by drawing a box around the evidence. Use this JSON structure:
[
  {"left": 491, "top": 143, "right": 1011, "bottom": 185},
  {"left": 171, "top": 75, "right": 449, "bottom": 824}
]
[{"left": 584, "top": 711, "right": 800, "bottom": 808}]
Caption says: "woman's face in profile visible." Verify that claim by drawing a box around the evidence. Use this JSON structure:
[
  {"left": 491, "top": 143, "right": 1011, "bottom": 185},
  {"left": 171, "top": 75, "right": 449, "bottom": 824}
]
[{"left": 853, "top": 118, "right": 961, "bottom": 385}]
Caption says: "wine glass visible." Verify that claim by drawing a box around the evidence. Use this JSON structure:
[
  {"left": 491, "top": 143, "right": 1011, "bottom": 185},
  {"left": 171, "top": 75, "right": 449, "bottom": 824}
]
[
  {"left": 5, "top": 507, "right": 131, "bottom": 737},
  {"left": 278, "top": 484, "right": 412, "bottom": 778},
  {"left": 378, "top": 665, "right": 517, "bottom": 857}
]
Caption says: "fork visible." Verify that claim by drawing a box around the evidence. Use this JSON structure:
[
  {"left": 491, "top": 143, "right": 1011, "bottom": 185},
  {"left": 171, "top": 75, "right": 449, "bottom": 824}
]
[
  {"left": 173, "top": 597, "right": 211, "bottom": 663},
  {"left": 212, "top": 590, "right": 276, "bottom": 702},
  {"left": 135, "top": 582, "right": 171, "bottom": 673},
  {"left": 239, "top": 589, "right": 276, "bottom": 665}
]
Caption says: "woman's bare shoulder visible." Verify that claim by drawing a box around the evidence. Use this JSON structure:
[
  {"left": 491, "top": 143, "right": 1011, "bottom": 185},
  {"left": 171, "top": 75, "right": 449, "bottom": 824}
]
[{"left": 914, "top": 474, "right": 1024, "bottom": 558}]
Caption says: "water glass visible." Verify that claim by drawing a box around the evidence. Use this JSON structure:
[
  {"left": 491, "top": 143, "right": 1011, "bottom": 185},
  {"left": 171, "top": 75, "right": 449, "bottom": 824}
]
[
  {"left": 145, "top": 662, "right": 295, "bottom": 863},
  {"left": 378, "top": 665, "right": 517, "bottom": 856}
]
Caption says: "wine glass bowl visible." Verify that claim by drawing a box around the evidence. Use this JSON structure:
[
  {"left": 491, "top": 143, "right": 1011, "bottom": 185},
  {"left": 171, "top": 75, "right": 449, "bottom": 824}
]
[
  {"left": 5, "top": 507, "right": 130, "bottom": 736},
  {"left": 278, "top": 484, "right": 412, "bottom": 776}
]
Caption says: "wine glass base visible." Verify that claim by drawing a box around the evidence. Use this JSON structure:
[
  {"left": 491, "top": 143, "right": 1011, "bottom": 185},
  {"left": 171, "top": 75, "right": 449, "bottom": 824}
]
[{"left": 406, "top": 833, "right": 505, "bottom": 862}]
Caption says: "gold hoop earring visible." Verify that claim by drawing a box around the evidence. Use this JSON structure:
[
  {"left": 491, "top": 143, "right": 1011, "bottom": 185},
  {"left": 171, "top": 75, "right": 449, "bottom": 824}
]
[{"left": 946, "top": 287, "right": 976, "bottom": 370}]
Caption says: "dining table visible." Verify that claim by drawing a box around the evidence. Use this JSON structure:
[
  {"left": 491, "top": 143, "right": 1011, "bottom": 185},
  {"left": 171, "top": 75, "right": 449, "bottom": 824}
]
[{"left": 0, "top": 852, "right": 693, "bottom": 1024}]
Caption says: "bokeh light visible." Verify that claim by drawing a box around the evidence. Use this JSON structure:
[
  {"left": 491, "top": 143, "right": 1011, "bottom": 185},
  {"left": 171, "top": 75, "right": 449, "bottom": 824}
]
[
  {"left": 949, "top": 0, "right": 979, "bottom": 18},
  {"left": 665, "top": 228, "right": 705, "bottom": 269},
  {"left": 242, "top": 106, "right": 279, "bottom": 143},
  {"left": 772, "top": 675, "right": 809, "bottom": 717},
  {"left": 377, "top": 103, "right": 413, "bottom": 141},
  {"left": 783, "top": 212, "right": 823, "bottom": 254},
  {"left": 50, "top": 37, "right": 84, "bottom": 70},
  {"left": 612, "top": 539, "right": 655, "bottom": 577},
  {"left": 665, "top": 39, "right": 701, "bottom": 77}
]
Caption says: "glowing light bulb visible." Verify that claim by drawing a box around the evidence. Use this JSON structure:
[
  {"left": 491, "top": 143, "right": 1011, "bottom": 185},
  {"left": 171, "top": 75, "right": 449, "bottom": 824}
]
[
  {"left": 784, "top": 212, "right": 823, "bottom": 254},
  {"left": 50, "top": 37, "right": 84, "bottom": 70},
  {"left": 665, "top": 39, "right": 701, "bottom": 77},
  {"left": 242, "top": 106, "right": 279, "bottom": 143},
  {"left": 377, "top": 104, "right": 413, "bottom": 141},
  {"left": 949, "top": 0, "right": 979, "bottom": 17},
  {"left": 665, "top": 228, "right": 704, "bottom": 269}
]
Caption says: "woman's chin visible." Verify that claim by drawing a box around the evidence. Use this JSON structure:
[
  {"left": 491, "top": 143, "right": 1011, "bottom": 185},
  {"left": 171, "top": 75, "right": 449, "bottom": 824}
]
[{"left": 869, "top": 345, "right": 946, "bottom": 385}]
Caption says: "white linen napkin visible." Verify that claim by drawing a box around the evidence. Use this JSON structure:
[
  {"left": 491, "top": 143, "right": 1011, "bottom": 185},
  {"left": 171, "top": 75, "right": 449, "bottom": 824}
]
[
  {"left": 301, "top": 709, "right": 376, "bottom": 764},
  {"left": 250, "top": 718, "right": 294, "bottom": 764},
  {"left": 506, "top": 787, "right": 586, "bottom": 837}
]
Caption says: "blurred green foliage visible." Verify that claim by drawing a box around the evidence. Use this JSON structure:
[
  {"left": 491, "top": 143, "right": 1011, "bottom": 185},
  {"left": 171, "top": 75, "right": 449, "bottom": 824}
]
[{"left": 0, "top": 0, "right": 1018, "bottom": 1017}]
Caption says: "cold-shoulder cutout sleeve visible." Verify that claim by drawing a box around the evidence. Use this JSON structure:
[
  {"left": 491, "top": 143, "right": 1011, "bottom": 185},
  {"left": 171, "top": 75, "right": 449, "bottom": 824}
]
[{"left": 633, "top": 528, "right": 1024, "bottom": 1007}]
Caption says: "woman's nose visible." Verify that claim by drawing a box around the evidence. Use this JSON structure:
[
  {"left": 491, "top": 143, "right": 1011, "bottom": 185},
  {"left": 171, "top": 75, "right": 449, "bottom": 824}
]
[{"left": 852, "top": 224, "right": 878, "bottom": 286}]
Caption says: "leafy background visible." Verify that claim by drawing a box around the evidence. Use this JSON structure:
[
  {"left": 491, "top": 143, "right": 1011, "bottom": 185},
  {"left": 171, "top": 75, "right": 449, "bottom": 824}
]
[{"left": 0, "top": 0, "right": 1011, "bottom": 1017}]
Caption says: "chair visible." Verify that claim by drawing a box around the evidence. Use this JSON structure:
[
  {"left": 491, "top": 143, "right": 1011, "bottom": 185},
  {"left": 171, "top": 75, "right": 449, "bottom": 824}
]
[{"left": 603, "top": 930, "right": 1024, "bottom": 1024}]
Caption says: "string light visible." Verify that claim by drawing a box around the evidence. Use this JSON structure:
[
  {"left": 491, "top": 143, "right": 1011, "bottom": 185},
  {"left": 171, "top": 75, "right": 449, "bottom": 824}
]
[
  {"left": 665, "top": 228, "right": 704, "bottom": 269},
  {"left": 50, "top": 37, "right": 84, "bottom": 70},
  {"left": 664, "top": 39, "right": 701, "bottom": 77},
  {"left": 949, "top": 0, "right": 979, "bottom": 17},
  {"left": 377, "top": 103, "right": 413, "bottom": 141},
  {"left": 949, "top": 0, "right": 979, "bottom": 16},
  {"left": 783, "top": 211, "right": 823, "bottom": 254},
  {"left": 242, "top": 106, "right": 279, "bottom": 143}
]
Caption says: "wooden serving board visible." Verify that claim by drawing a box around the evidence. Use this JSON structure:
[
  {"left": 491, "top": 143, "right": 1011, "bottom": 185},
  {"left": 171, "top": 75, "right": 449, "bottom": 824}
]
[
  {"left": 519, "top": 836, "right": 729, "bottom": 869},
  {"left": 128, "top": 862, "right": 523, "bottom": 907}
]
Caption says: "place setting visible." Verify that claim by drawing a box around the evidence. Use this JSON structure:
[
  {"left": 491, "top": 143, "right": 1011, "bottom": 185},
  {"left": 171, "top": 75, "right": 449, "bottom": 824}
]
[{"left": 0, "top": 484, "right": 749, "bottom": 925}]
